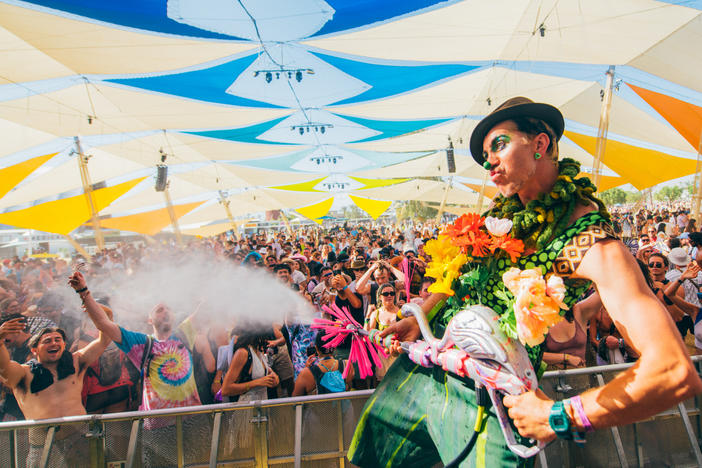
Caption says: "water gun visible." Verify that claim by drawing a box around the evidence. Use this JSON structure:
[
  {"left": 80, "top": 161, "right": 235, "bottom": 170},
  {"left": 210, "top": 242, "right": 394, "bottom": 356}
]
[{"left": 312, "top": 302, "right": 545, "bottom": 461}]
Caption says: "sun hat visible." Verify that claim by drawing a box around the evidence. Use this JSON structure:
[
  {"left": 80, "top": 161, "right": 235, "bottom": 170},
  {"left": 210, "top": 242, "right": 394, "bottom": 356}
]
[
  {"left": 469, "top": 96, "right": 565, "bottom": 165},
  {"left": 668, "top": 247, "right": 691, "bottom": 267}
]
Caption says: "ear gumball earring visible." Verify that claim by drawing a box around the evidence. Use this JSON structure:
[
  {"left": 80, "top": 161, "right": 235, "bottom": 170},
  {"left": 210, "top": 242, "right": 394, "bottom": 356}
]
[
  {"left": 483, "top": 161, "right": 492, "bottom": 170},
  {"left": 534, "top": 152, "right": 542, "bottom": 160}
]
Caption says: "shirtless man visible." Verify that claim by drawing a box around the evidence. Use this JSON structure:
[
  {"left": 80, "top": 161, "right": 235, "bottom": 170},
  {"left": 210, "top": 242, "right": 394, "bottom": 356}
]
[{"left": 0, "top": 317, "right": 109, "bottom": 466}]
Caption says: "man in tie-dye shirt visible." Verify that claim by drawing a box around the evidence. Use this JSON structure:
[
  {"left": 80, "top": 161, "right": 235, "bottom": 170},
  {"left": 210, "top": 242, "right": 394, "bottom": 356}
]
[{"left": 69, "top": 271, "right": 207, "bottom": 466}]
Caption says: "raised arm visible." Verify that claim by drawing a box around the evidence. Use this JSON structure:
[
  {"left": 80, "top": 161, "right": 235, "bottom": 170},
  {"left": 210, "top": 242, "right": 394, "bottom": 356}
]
[
  {"left": 356, "top": 262, "right": 378, "bottom": 295},
  {"left": 0, "top": 318, "right": 29, "bottom": 389},
  {"left": 505, "top": 239, "right": 702, "bottom": 441},
  {"left": 68, "top": 271, "right": 122, "bottom": 343},
  {"left": 75, "top": 331, "right": 111, "bottom": 369}
]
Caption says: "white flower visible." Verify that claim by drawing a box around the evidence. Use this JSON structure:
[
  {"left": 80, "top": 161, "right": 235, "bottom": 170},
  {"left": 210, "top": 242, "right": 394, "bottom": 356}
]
[{"left": 485, "top": 217, "right": 513, "bottom": 237}]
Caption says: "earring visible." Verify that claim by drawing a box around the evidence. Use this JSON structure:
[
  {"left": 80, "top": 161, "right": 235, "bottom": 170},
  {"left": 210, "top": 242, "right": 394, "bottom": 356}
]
[
  {"left": 534, "top": 152, "right": 542, "bottom": 160},
  {"left": 483, "top": 161, "right": 492, "bottom": 170}
]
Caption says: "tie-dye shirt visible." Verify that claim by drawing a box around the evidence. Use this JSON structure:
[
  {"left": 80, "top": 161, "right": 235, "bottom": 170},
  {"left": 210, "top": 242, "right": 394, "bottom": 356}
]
[{"left": 116, "top": 319, "right": 201, "bottom": 424}]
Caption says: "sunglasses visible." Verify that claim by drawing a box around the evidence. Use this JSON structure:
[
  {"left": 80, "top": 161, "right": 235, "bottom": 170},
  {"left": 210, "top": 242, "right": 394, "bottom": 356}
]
[
  {"left": 322, "top": 272, "right": 332, "bottom": 278},
  {"left": 380, "top": 291, "right": 395, "bottom": 297},
  {"left": 648, "top": 262, "right": 663, "bottom": 268},
  {"left": 333, "top": 270, "right": 342, "bottom": 274}
]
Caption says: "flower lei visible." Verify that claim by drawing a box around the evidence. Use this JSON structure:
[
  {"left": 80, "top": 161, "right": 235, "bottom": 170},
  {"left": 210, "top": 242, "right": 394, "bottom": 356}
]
[
  {"left": 424, "top": 158, "right": 609, "bottom": 347},
  {"left": 483, "top": 158, "right": 610, "bottom": 251}
]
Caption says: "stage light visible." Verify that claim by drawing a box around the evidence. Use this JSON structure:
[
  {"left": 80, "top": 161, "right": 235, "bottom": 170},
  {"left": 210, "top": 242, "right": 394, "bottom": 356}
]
[
  {"left": 265, "top": 72, "right": 272, "bottom": 83},
  {"left": 299, "top": 127, "right": 304, "bottom": 135},
  {"left": 320, "top": 126, "right": 325, "bottom": 134},
  {"left": 296, "top": 70, "right": 303, "bottom": 82}
]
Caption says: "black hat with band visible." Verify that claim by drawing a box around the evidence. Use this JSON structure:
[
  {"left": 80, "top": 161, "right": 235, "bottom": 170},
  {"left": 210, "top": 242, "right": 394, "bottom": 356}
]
[{"left": 469, "top": 97, "right": 565, "bottom": 165}]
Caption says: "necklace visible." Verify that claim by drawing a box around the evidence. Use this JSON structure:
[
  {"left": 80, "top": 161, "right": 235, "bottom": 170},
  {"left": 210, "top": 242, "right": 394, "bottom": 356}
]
[{"left": 483, "top": 158, "right": 609, "bottom": 250}]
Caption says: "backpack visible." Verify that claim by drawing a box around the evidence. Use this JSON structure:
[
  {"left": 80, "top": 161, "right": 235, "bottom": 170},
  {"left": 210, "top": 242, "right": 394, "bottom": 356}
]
[
  {"left": 228, "top": 347, "right": 253, "bottom": 402},
  {"left": 89, "top": 343, "right": 123, "bottom": 387},
  {"left": 310, "top": 359, "right": 346, "bottom": 394}
]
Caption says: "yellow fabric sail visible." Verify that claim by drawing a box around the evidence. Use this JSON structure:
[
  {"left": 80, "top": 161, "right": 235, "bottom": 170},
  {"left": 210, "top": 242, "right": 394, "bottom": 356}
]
[
  {"left": 98, "top": 201, "right": 205, "bottom": 235},
  {"left": 462, "top": 183, "right": 499, "bottom": 199},
  {"left": 295, "top": 198, "right": 334, "bottom": 224},
  {"left": 269, "top": 177, "right": 327, "bottom": 192},
  {"left": 0, "top": 153, "right": 56, "bottom": 200},
  {"left": 565, "top": 131, "right": 697, "bottom": 190},
  {"left": 182, "top": 220, "right": 250, "bottom": 238},
  {"left": 628, "top": 84, "right": 702, "bottom": 151},
  {"left": 0, "top": 177, "right": 144, "bottom": 234},
  {"left": 348, "top": 176, "right": 409, "bottom": 190},
  {"left": 349, "top": 195, "right": 392, "bottom": 219},
  {"left": 575, "top": 173, "right": 624, "bottom": 192}
]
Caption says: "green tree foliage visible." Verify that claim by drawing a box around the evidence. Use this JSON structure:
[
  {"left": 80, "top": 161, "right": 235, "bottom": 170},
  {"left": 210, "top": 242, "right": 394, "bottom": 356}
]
[
  {"left": 600, "top": 188, "right": 628, "bottom": 206},
  {"left": 341, "top": 204, "right": 365, "bottom": 219},
  {"left": 395, "top": 201, "right": 438, "bottom": 221},
  {"left": 625, "top": 191, "right": 643, "bottom": 204},
  {"left": 655, "top": 185, "right": 683, "bottom": 203}
]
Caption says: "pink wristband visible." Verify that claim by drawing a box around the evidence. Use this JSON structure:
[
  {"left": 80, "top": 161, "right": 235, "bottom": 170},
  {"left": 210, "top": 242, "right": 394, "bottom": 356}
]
[{"left": 570, "top": 395, "right": 594, "bottom": 432}]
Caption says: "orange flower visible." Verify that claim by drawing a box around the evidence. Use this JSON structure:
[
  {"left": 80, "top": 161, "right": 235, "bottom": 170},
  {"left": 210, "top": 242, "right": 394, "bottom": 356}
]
[
  {"left": 453, "top": 230, "right": 491, "bottom": 256},
  {"left": 502, "top": 268, "right": 567, "bottom": 347},
  {"left": 490, "top": 235, "right": 525, "bottom": 262},
  {"left": 444, "top": 213, "right": 484, "bottom": 238}
]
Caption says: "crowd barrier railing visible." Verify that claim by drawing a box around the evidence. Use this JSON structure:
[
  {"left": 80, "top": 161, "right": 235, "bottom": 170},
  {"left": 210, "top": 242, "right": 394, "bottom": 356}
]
[{"left": 0, "top": 356, "right": 701, "bottom": 468}]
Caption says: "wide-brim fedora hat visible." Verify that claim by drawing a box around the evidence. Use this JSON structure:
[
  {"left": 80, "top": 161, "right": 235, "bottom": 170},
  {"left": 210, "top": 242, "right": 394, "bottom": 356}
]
[{"left": 469, "top": 97, "right": 565, "bottom": 165}]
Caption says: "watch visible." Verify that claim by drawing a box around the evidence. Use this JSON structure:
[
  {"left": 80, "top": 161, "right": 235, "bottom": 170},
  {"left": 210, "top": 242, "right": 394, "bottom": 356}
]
[{"left": 549, "top": 401, "right": 573, "bottom": 440}]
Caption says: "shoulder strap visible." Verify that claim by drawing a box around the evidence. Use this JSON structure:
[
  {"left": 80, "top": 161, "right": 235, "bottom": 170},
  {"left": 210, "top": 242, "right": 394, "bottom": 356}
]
[{"left": 236, "top": 347, "right": 253, "bottom": 384}]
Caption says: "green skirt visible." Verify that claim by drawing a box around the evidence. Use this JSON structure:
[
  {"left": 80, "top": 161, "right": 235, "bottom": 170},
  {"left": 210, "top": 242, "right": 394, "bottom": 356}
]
[{"left": 348, "top": 355, "right": 533, "bottom": 468}]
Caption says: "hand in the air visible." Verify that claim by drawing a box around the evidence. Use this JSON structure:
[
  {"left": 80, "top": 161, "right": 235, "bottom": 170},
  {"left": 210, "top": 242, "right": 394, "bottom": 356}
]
[
  {"left": 68, "top": 271, "right": 87, "bottom": 291},
  {"left": 0, "top": 317, "right": 26, "bottom": 341},
  {"left": 502, "top": 388, "right": 556, "bottom": 442}
]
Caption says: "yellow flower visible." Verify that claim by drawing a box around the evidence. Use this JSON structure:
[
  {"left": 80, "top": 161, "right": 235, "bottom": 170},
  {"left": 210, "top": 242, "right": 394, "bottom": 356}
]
[{"left": 424, "top": 235, "right": 467, "bottom": 296}]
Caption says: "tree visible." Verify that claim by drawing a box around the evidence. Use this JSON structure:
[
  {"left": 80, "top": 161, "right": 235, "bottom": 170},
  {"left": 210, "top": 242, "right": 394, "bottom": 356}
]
[
  {"left": 395, "top": 201, "right": 438, "bottom": 222},
  {"left": 600, "top": 188, "right": 627, "bottom": 207},
  {"left": 625, "top": 191, "right": 643, "bottom": 204},
  {"left": 655, "top": 185, "right": 683, "bottom": 203},
  {"left": 341, "top": 204, "right": 364, "bottom": 219}
]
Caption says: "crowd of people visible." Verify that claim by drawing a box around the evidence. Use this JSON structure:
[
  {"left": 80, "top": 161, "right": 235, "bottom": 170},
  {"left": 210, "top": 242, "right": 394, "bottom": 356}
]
[{"left": 0, "top": 206, "right": 701, "bottom": 461}]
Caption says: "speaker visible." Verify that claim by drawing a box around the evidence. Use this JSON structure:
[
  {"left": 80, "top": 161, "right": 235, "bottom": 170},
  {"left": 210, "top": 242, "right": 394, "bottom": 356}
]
[
  {"left": 155, "top": 164, "right": 168, "bottom": 192},
  {"left": 446, "top": 141, "right": 456, "bottom": 174}
]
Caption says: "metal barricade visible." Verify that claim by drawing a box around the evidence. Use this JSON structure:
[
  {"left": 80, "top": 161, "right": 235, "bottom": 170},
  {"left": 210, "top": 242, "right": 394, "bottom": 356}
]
[{"left": 0, "top": 358, "right": 700, "bottom": 468}]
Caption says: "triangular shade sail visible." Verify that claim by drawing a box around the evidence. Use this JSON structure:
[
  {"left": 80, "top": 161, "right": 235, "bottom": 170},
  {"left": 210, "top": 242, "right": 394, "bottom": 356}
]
[
  {"left": 182, "top": 220, "right": 250, "bottom": 238},
  {"left": 348, "top": 176, "right": 409, "bottom": 190},
  {"left": 0, "top": 178, "right": 144, "bottom": 234},
  {"left": 576, "top": 173, "right": 625, "bottom": 192},
  {"left": 97, "top": 201, "right": 206, "bottom": 236},
  {"left": 295, "top": 198, "right": 333, "bottom": 223},
  {"left": 628, "top": 84, "right": 702, "bottom": 151},
  {"left": 565, "top": 131, "right": 697, "bottom": 190},
  {"left": 348, "top": 195, "right": 392, "bottom": 220},
  {"left": 0, "top": 153, "right": 56, "bottom": 199},
  {"left": 270, "top": 177, "right": 326, "bottom": 192},
  {"left": 463, "top": 183, "right": 499, "bottom": 199}
]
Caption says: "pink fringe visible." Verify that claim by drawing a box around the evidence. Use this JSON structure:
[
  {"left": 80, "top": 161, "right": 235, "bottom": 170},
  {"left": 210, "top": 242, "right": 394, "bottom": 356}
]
[{"left": 312, "top": 303, "right": 387, "bottom": 380}]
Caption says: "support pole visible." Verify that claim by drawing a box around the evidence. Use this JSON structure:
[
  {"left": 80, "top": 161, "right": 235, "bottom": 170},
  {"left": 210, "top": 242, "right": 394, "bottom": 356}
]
[
  {"left": 74, "top": 136, "right": 105, "bottom": 251},
  {"left": 218, "top": 192, "right": 238, "bottom": 241},
  {"left": 280, "top": 210, "right": 294, "bottom": 237},
  {"left": 63, "top": 235, "right": 90, "bottom": 259},
  {"left": 435, "top": 177, "right": 452, "bottom": 223},
  {"left": 163, "top": 186, "right": 183, "bottom": 245},
  {"left": 691, "top": 130, "right": 702, "bottom": 221},
  {"left": 593, "top": 66, "right": 615, "bottom": 191},
  {"left": 476, "top": 170, "right": 490, "bottom": 213}
]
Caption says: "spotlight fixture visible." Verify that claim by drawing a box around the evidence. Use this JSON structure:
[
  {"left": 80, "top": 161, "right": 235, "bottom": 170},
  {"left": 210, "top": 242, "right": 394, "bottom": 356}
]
[
  {"left": 254, "top": 68, "right": 314, "bottom": 84},
  {"left": 290, "top": 123, "right": 333, "bottom": 134},
  {"left": 487, "top": 97, "right": 492, "bottom": 106},
  {"left": 539, "top": 23, "right": 546, "bottom": 37}
]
